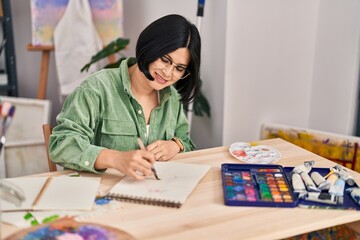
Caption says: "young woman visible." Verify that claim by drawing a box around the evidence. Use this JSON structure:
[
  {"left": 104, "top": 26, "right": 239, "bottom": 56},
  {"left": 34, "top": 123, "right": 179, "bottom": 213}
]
[{"left": 49, "top": 14, "right": 201, "bottom": 179}]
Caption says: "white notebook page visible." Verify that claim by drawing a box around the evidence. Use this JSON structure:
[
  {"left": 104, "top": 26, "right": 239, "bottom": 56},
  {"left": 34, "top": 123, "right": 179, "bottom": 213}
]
[
  {"left": 34, "top": 176, "right": 100, "bottom": 211},
  {"left": 1, "top": 177, "right": 48, "bottom": 211},
  {"left": 107, "top": 162, "right": 210, "bottom": 205},
  {"left": 1, "top": 176, "right": 100, "bottom": 211}
]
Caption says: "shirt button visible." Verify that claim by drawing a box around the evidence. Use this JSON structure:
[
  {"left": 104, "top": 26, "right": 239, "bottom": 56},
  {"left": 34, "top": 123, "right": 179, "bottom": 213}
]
[
  {"left": 85, "top": 161, "right": 90, "bottom": 166},
  {"left": 138, "top": 110, "right": 142, "bottom": 115}
]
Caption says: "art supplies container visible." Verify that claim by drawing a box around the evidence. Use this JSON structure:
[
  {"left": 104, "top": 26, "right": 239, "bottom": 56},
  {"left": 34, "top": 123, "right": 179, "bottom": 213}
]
[
  {"left": 221, "top": 164, "right": 297, "bottom": 207},
  {"left": 283, "top": 166, "right": 360, "bottom": 210},
  {"left": 221, "top": 163, "right": 360, "bottom": 210}
]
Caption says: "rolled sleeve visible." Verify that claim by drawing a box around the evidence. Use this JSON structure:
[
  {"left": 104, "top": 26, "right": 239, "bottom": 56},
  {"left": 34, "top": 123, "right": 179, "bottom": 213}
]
[{"left": 49, "top": 81, "right": 105, "bottom": 173}]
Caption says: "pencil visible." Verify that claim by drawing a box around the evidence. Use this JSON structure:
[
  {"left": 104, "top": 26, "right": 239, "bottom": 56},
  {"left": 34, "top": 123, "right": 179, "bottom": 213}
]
[
  {"left": 137, "top": 138, "right": 160, "bottom": 180},
  {"left": 32, "top": 177, "right": 52, "bottom": 207}
]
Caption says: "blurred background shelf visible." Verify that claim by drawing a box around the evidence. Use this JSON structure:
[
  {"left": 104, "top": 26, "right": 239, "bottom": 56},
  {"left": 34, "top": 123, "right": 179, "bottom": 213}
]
[{"left": 0, "top": 0, "right": 18, "bottom": 97}]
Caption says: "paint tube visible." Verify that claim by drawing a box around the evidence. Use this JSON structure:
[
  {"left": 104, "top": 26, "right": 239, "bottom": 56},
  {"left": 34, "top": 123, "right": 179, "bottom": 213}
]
[
  {"left": 327, "top": 173, "right": 339, "bottom": 187},
  {"left": 346, "top": 187, "right": 360, "bottom": 205},
  {"left": 299, "top": 171, "right": 320, "bottom": 192},
  {"left": 304, "top": 192, "right": 343, "bottom": 205},
  {"left": 291, "top": 172, "right": 306, "bottom": 193},
  {"left": 333, "top": 165, "right": 355, "bottom": 186},
  {"left": 292, "top": 164, "right": 320, "bottom": 192},
  {"left": 329, "top": 178, "right": 345, "bottom": 196},
  {"left": 310, "top": 172, "right": 330, "bottom": 190}
]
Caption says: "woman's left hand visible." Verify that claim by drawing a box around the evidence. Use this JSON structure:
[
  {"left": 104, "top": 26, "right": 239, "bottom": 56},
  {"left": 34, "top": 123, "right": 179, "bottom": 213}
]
[{"left": 146, "top": 140, "right": 181, "bottom": 161}]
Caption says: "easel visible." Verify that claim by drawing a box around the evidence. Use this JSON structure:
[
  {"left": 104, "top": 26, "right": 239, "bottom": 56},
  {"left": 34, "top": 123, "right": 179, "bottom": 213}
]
[
  {"left": 27, "top": 44, "right": 54, "bottom": 100},
  {"left": 27, "top": 44, "right": 116, "bottom": 100}
]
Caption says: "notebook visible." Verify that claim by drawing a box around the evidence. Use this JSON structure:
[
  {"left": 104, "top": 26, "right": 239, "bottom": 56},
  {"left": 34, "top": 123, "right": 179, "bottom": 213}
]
[
  {"left": 106, "top": 162, "right": 211, "bottom": 208},
  {"left": 0, "top": 176, "right": 100, "bottom": 211}
]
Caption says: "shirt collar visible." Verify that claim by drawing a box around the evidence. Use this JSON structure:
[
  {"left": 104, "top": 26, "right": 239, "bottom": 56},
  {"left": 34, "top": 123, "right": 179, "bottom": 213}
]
[
  {"left": 121, "top": 57, "right": 172, "bottom": 104},
  {"left": 121, "top": 57, "right": 136, "bottom": 97}
]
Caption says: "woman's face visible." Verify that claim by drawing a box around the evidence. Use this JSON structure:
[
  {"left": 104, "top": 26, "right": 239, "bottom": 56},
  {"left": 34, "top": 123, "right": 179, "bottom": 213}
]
[{"left": 148, "top": 47, "right": 190, "bottom": 90}]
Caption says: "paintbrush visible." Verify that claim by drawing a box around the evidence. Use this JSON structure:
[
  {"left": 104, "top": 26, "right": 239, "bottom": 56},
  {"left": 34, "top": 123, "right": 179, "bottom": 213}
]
[
  {"left": 137, "top": 137, "right": 160, "bottom": 180},
  {"left": 0, "top": 104, "right": 15, "bottom": 154}
]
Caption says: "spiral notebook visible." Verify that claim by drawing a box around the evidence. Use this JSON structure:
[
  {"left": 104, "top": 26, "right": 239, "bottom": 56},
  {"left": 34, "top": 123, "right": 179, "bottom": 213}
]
[{"left": 106, "top": 162, "right": 210, "bottom": 208}]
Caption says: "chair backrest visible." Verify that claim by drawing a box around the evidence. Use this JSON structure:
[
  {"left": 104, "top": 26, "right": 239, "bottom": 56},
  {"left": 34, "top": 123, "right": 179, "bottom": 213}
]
[{"left": 42, "top": 124, "right": 57, "bottom": 172}]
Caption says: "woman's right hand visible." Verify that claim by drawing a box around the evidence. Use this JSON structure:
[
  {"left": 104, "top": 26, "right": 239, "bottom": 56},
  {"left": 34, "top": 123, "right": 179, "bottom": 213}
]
[{"left": 95, "top": 149, "right": 156, "bottom": 180}]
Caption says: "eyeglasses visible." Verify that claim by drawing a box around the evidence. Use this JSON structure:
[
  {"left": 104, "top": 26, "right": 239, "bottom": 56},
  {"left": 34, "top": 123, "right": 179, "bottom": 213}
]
[{"left": 155, "top": 55, "right": 191, "bottom": 80}]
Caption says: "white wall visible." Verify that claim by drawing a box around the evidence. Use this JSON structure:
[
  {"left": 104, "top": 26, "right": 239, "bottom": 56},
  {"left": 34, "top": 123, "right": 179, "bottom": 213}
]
[
  {"left": 9, "top": 0, "right": 360, "bottom": 150},
  {"left": 223, "top": 0, "right": 320, "bottom": 144},
  {"left": 190, "top": 1, "right": 227, "bottom": 149},
  {"left": 309, "top": 0, "right": 360, "bottom": 135}
]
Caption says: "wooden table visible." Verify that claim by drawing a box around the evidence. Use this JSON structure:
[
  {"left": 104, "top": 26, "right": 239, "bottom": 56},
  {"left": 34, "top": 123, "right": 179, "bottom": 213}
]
[{"left": 3, "top": 138, "right": 360, "bottom": 239}]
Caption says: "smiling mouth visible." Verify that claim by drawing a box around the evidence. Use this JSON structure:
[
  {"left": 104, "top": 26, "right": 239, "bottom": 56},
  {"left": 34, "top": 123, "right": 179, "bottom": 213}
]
[{"left": 155, "top": 72, "right": 167, "bottom": 84}]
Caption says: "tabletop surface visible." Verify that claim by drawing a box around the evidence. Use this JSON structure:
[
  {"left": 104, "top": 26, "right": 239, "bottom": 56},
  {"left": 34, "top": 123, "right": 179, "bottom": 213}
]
[{"left": 3, "top": 138, "right": 360, "bottom": 240}]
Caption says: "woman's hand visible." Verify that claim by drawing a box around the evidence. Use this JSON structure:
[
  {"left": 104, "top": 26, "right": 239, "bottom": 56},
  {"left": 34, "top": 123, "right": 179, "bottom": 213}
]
[
  {"left": 95, "top": 149, "right": 156, "bottom": 180},
  {"left": 146, "top": 140, "right": 180, "bottom": 161}
]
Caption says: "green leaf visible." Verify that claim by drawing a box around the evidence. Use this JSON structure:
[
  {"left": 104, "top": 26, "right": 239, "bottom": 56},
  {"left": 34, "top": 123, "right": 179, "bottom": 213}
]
[
  {"left": 23, "top": 212, "right": 40, "bottom": 226},
  {"left": 81, "top": 38, "right": 130, "bottom": 72},
  {"left": 194, "top": 91, "right": 211, "bottom": 117},
  {"left": 42, "top": 214, "right": 60, "bottom": 224},
  {"left": 184, "top": 79, "right": 211, "bottom": 118},
  {"left": 103, "top": 57, "right": 127, "bottom": 69},
  {"left": 23, "top": 212, "right": 33, "bottom": 220},
  {"left": 30, "top": 219, "right": 39, "bottom": 226}
]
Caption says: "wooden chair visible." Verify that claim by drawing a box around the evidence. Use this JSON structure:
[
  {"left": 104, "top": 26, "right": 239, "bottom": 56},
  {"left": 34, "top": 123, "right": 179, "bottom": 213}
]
[{"left": 42, "top": 124, "right": 57, "bottom": 172}]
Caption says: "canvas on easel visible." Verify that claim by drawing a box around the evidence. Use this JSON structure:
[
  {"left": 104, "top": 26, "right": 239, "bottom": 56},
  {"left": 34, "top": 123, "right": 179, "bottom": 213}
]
[
  {"left": 0, "top": 96, "right": 51, "bottom": 178},
  {"left": 30, "top": 0, "right": 124, "bottom": 46}
]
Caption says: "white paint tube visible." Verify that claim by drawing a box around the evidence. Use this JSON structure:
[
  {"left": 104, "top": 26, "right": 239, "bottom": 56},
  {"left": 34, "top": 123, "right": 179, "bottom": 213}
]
[
  {"left": 310, "top": 171, "right": 331, "bottom": 191},
  {"left": 329, "top": 178, "right": 345, "bottom": 197}
]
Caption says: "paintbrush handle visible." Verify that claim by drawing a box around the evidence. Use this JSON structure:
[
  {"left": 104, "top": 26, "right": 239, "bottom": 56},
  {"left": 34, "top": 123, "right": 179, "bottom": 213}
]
[
  {"left": 137, "top": 138, "right": 160, "bottom": 180},
  {"left": 0, "top": 135, "right": 6, "bottom": 154}
]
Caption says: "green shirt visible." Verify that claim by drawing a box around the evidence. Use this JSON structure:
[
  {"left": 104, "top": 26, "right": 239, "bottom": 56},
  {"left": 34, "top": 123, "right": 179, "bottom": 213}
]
[{"left": 49, "top": 57, "right": 195, "bottom": 173}]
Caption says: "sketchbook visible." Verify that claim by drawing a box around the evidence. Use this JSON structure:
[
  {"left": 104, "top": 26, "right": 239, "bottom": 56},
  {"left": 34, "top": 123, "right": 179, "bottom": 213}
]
[
  {"left": 106, "top": 162, "right": 211, "bottom": 208},
  {"left": 0, "top": 176, "right": 100, "bottom": 212}
]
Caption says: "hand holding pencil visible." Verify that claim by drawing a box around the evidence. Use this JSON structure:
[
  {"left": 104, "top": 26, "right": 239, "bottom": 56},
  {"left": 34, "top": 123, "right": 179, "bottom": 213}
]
[
  {"left": 94, "top": 138, "right": 156, "bottom": 180},
  {"left": 137, "top": 138, "right": 160, "bottom": 180}
]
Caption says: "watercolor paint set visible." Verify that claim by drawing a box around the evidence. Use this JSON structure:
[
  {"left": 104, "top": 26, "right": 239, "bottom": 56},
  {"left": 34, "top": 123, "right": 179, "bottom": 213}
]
[
  {"left": 222, "top": 164, "right": 297, "bottom": 207},
  {"left": 221, "top": 163, "right": 360, "bottom": 210}
]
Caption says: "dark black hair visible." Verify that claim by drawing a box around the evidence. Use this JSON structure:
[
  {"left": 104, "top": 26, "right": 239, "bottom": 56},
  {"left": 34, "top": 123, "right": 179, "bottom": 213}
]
[{"left": 136, "top": 14, "right": 201, "bottom": 104}]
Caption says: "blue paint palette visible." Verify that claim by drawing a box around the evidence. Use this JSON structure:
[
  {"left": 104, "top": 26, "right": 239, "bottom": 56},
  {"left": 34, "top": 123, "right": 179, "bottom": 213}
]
[{"left": 222, "top": 164, "right": 297, "bottom": 207}]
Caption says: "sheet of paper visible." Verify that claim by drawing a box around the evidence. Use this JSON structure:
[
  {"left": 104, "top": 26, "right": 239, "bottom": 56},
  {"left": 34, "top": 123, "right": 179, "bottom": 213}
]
[
  {"left": 1, "top": 177, "right": 48, "bottom": 211},
  {"left": 0, "top": 176, "right": 100, "bottom": 211},
  {"left": 1, "top": 199, "right": 122, "bottom": 228},
  {"left": 34, "top": 176, "right": 100, "bottom": 211},
  {"left": 108, "top": 162, "right": 210, "bottom": 205}
]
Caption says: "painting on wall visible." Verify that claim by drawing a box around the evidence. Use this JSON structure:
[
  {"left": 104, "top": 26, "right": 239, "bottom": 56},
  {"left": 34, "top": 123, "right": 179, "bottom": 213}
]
[
  {"left": 261, "top": 123, "right": 360, "bottom": 172},
  {"left": 30, "top": 0, "right": 124, "bottom": 46}
]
